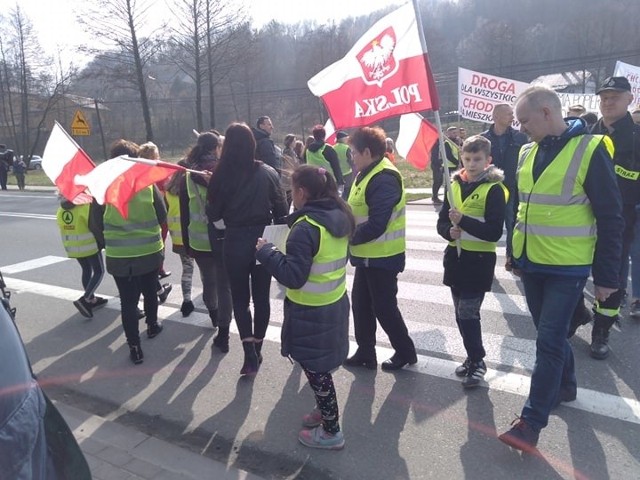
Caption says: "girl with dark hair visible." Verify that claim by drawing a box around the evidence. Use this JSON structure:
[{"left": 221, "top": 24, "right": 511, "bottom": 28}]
[
  {"left": 208, "top": 123, "right": 288, "bottom": 375},
  {"left": 179, "top": 132, "right": 233, "bottom": 351},
  {"left": 103, "top": 140, "right": 167, "bottom": 364},
  {"left": 256, "top": 165, "right": 354, "bottom": 450}
]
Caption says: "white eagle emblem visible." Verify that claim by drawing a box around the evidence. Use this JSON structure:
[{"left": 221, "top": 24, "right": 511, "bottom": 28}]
[{"left": 358, "top": 28, "right": 398, "bottom": 87}]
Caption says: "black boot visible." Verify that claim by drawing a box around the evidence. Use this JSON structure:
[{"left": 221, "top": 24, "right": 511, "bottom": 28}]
[
  {"left": 568, "top": 298, "right": 592, "bottom": 338},
  {"left": 129, "top": 344, "right": 144, "bottom": 365},
  {"left": 240, "top": 341, "right": 259, "bottom": 376},
  {"left": 590, "top": 314, "right": 615, "bottom": 360},
  {"left": 254, "top": 339, "right": 263, "bottom": 364},
  {"left": 213, "top": 325, "right": 229, "bottom": 353}
]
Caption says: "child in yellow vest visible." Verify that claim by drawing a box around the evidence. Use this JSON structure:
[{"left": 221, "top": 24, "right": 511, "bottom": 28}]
[
  {"left": 436, "top": 135, "right": 507, "bottom": 388},
  {"left": 56, "top": 195, "right": 106, "bottom": 318},
  {"left": 256, "top": 165, "right": 354, "bottom": 450}
]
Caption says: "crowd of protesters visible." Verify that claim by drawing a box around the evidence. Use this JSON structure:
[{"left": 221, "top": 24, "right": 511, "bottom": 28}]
[{"left": 53, "top": 75, "right": 639, "bottom": 453}]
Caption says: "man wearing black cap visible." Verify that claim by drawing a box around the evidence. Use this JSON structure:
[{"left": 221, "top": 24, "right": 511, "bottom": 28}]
[
  {"left": 334, "top": 131, "right": 354, "bottom": 198},
  {"left": 584, "top": 76, "right": 640, "bottom": 359}
]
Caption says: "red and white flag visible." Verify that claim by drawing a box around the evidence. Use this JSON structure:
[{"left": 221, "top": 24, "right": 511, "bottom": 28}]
[
  {"left": 396, "top": 113, "right": 438, "bottom": 171},
  {"left": 324, "top": 118, "right": 337, "bottom": 145},
  {"left": 308, "top": 3, "right": 439, "bottom": 129},
  {"left": 74, "top": 156, "right": 176, "bottom": 218},
  {"left": 42, "top": 122, "right": 96, "bottom": 201}
]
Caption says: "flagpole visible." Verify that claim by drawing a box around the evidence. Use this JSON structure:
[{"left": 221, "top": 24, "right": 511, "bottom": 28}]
[
  {"left": 119, "top": 156, "right": 209, "bottom": 176},
  {"left": 411, "top": 0, "right": 461, "bottom": 256}
]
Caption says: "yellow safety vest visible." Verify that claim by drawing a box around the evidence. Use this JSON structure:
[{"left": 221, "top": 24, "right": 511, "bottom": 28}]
[
  {"left": 348, "top": 158, "right": 406, "bottom": 258},
  {"left": 333, "top": 142, "right": 352, "bottom": 176},
  {"left": 444, "top": 137, "right": 460, "bottom": 169},
  {"left": 513, "top": 135, "right": 611, "bottom": 266},
  {"left": 286, "top": 216, "right": 348, "bottom": 306},
  {"left": 306, "top": 144, "right": 335, "bottom": 179},
  {"left": 165, "top": 191, "right": 183, "bottom": 247},
  {"left": 103, "top": 186, "right": 163, "bottom": 259},
  {"left": 56, "top": 203, "right": 99, "bottom": 258},
  {"left": 186, "top": 173, "right": 211, "bottom": 252},
  {"left": 448, "top": 180, "right": 508, "bottom": 252}
]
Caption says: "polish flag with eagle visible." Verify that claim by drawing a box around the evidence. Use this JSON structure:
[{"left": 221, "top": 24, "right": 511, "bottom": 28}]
[{"left": 307, "top": 2, "right": 439, "bottom": 129}]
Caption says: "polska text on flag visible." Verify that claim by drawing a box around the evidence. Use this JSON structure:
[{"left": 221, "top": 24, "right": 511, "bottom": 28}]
[
  {"left": 396, "top": 113, "right": 439, "bottom": 171},
  {"left": 74, "top": 156, "right": 175, "bottom": 218},
  {"left": 42, "top": 122, "right": 96, "bottom": 201},
  {"left": 308, "top": 3, "right": 438, "bottom": 129}
]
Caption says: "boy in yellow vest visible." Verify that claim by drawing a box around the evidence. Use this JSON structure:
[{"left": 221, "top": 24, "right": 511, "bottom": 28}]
[{"left": 436, "top": 135, "right": 507, "bottom": 388}]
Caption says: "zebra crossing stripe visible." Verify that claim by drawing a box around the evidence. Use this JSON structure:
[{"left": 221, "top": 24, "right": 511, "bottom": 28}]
[{"left": 4, "top": 276, "right": 640, "bottom": 426}]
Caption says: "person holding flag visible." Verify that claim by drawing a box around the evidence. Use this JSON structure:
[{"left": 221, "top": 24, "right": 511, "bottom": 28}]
[
  {"left": 344, "top": 126, "right": 417, "bottom": 371},
  {"left": 180, "top": 132, "right": 233, "bottom": 353},
  {"left": 102, "top": 139, "right": 167, "bottom": 365}
]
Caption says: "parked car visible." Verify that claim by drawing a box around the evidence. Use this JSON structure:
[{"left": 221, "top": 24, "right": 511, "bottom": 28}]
[{"left": 22, "top": 155, "right": 43, "bottom": 170}]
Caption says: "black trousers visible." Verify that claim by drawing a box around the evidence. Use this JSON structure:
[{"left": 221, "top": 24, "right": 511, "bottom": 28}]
[
  {"left": 351, "top": 266, "right": 416, "bottom": 360},
  {"left": 224, "top": 226, "right": 272, "bottom": 340},
  {"left": 0, "top": 167, "right": 7, "bottom": 190},
  {"left": 114, "top": 270, "right": 158, "bottom": 346},
  {"left": 431, "top": 164, "right": 443, "bottom": 199}
]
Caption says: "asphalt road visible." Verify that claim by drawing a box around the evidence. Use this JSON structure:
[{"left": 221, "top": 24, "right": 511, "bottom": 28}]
[{"left": 1, "top": 190, "right": 639, "bottom": 479}]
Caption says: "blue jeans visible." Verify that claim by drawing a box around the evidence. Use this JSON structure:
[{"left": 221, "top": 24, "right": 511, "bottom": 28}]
[{"left": 521, "top": 272, "right": 586, "bottom": 431}]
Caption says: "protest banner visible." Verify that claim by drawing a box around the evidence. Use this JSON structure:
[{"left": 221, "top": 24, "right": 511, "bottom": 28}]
[
  {"left": 557, "top": 93, "right": 600, "bottom": 114},
  {"left": 458, "top": 67, "right": 529, "bottom": 123},
  {"left": 614, "top": 60, "right": 640, "bottom": 110}
]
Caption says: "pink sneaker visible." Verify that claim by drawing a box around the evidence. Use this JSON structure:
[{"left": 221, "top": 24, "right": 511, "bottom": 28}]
[
  {"left": 298, "top": 426, "right": 344, "bottom": 450},
  {"left": 302, "top": 408, "right": 322, "bottom": 428}
]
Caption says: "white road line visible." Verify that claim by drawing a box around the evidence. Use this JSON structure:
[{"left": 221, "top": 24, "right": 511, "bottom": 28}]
[
  {"left": 0, "top": 211, "right": 56, "bottom": 220},
  {"left": 6, "top": 276, "right": 640, "bottom": 426},
  {"left": 2, "top": 256, "right": 70, "bottom": 274},
  {"left": 0, "top": 194, "right": 57, "bottom": 199}
]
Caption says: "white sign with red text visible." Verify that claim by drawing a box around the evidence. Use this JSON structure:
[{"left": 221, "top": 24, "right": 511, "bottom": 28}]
[
  {"left": 614, "top": 61, "right": 640, "bottom": 111},
  {"left": 458, "top": 67, "right": 529, "bottom": 123}
]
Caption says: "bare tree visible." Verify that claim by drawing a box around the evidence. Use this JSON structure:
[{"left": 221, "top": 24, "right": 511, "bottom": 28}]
[
  {"left": 0, "top": 6, "right": 72, "bottom": 163},
  {"left": 79, "top": 0, "right": 162, "bottom": 141},
  {"left": 167, "top": 0, "right": 248, "bottom": 130}
]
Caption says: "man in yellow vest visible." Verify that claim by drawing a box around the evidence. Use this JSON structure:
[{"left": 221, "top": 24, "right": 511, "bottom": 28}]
[
  {"left": 498, "top": 86, "right": 623, "bottom": 452},
  {"left": 344, "top": 126, "right": 417, "bottom": 371},
  {"left": 334, "top": 131, "right": 354, "bottom": 198}
]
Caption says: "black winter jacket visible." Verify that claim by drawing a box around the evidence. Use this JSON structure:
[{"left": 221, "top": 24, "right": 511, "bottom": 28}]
[
  {"left": 207, "top": 162, "right": 288, "bottom": 228},
  {"left": 252, "top": 127, "right": 281, "bottom": 174},
  {"left": 256, "top": 198, "right": 351, "bottom": 372},
  {"left": 591, "top": 113, "right": 640, "bottom": 206},
  {"left": 437, "top": 166, "right": 506, "bottom": 293}
]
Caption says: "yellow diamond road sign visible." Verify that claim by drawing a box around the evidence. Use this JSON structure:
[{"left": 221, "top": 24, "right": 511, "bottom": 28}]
[{"left": 71, "top": 110, "right": 91, "bottom": 136}]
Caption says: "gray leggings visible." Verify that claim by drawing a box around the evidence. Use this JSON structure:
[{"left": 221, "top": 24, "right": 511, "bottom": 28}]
[{"left": 194, "top": 255, "right": 232, "bottom": 327}]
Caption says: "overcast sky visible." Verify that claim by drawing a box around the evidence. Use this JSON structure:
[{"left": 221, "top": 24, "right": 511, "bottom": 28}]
[{"left": 0, "top": 0, "right": 406, "bottom": 66}]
